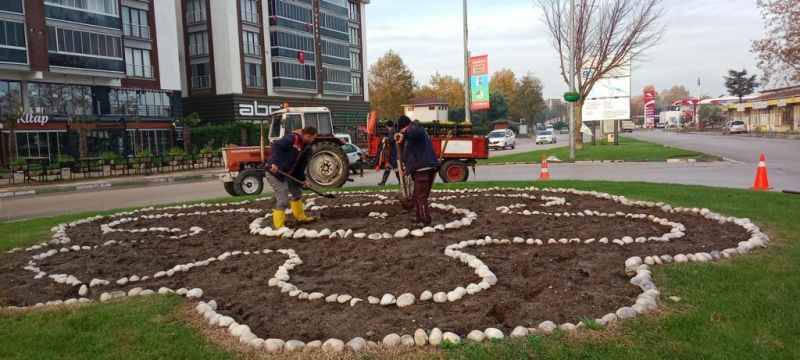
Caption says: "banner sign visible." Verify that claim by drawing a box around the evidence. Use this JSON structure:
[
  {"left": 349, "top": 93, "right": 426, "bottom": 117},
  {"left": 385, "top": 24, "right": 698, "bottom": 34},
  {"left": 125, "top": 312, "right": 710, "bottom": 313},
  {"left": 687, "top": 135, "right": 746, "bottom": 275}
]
[
  {"left": 469, "top": 55, "right": 490, "bottom": 111},
  {"left": 582, "top": 62, "right": 631, "bottom": 122},
  {"left": 17, "top": 113, "right": 49, "bottom": 126},
  {"left": 644, "top": 90, "right": 657, "bottom": 128}
]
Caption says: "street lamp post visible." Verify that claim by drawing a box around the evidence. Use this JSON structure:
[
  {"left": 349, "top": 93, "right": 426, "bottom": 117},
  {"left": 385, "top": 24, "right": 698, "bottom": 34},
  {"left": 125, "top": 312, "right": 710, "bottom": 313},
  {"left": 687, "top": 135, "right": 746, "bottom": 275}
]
[
  {"left": 568, "top": 0, "right": 576, "bottom": 161},
  {"left": 463, "top": 0, "right": 471, "bottom": 124}
]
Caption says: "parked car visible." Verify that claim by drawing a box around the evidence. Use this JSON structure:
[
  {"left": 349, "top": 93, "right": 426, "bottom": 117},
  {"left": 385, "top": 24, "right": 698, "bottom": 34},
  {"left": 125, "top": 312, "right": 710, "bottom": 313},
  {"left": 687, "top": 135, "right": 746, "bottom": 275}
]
[
  {"left": 559, "top": 128, "right": 570, "bottom": 134},
  {"left": 487, "top": 129, "right": 516, "bottom": 150},
  {"left": 621, "top": 120, "right": 636, "bottom": 133},
  {"left": 724, "top": 120, "right": 748, "bottom": 135},
  {"left": 342, "top": 143, "right": 365, "bottom": 175},
  {"left": 335, "top": 133, "right": 353, "bottom": 144},
  {"left": 536, "top": 130, "right": 557, "bottom": 144}
]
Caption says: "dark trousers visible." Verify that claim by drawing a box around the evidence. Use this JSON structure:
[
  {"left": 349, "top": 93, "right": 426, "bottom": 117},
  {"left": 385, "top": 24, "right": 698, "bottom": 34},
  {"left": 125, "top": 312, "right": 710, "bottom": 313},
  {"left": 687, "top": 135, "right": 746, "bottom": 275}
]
[
  {"left": 412, "top": 169, "right": 436, "bottom": 225},
  {"left": 380, "top": 167, "right": 400, "bottom": 185}
]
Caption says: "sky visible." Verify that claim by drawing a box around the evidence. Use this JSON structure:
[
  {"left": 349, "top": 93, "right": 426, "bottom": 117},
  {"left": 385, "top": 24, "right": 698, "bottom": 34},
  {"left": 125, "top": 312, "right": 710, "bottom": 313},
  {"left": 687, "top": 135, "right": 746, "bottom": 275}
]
[{"left": 364, "top": 0, "right": 765, "bottom": 99}]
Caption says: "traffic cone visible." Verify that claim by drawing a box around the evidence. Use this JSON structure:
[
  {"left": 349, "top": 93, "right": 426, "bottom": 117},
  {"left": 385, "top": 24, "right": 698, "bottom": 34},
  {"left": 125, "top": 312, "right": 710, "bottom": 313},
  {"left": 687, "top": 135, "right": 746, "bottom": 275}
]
[
  {"left": 539, "top": 156, "right": 551, "bottom": 181},
  {"left": 752, "top": 153, "right": 770, "bottom": 191}
]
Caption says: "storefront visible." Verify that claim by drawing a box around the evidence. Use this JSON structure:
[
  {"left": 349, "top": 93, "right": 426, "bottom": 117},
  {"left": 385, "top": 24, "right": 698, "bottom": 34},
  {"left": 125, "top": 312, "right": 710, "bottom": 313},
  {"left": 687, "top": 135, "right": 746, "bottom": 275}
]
[{"left": 0, "top": 79, "right": 181, "bottom": 165}]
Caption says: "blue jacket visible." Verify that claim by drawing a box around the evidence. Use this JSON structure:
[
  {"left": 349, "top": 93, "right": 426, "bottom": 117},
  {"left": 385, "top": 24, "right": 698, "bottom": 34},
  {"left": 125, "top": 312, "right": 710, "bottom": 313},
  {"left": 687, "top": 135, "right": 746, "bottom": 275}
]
[
  {"left": 401, "top": 124, "right": 440, "bottom": 173},
  {"left": 266, "top": 132, "right": 310, "bottom": 181}
]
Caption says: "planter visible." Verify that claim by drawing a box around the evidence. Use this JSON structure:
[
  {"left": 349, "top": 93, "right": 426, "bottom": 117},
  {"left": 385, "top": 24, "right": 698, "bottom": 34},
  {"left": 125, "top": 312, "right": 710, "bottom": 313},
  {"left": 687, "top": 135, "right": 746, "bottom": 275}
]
[
  {"left": 61, "top": 168, "right": 71, "bottom": 179},
  {"left": 103, "top": 165, "right": 112, "bottom": 176},
  {"left": 13, "top": 171, "right": 25, "bottom": 183}
]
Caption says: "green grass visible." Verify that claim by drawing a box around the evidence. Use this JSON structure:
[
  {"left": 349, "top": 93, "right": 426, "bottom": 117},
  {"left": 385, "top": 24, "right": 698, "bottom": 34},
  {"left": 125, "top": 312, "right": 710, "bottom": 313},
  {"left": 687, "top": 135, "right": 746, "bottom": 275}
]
[
  {"left": 480, "top": 137, "right": 720, "bottom": 164},
  {"left": 2, "top": 181, "right": 800, "bottom": 360}
]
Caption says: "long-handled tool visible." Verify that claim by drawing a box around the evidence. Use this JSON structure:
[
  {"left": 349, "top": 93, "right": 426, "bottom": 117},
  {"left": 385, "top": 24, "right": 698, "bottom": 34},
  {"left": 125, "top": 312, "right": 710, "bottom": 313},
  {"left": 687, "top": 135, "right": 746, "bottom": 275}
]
[
  {"left": 274, "top": 169, "right": 336, "bottom": 199},
  {"left": 394, "top": 134, "right": 412, "bottom": 200}
]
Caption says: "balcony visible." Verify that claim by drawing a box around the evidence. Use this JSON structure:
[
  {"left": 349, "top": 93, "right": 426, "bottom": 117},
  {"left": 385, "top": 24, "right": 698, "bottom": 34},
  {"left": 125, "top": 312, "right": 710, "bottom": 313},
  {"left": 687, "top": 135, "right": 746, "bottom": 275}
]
[
  {"left": 126, "top": 64, "right": 155, "bottom": 79},
  {"left": 191, "top": 75, "right": 210, "bottom": 89},
  {"left": 123, "top": 23, "right": 151, "bottom": 40},
  {"left": 241, "top": 11, "right": 259, "bottom": 25}
]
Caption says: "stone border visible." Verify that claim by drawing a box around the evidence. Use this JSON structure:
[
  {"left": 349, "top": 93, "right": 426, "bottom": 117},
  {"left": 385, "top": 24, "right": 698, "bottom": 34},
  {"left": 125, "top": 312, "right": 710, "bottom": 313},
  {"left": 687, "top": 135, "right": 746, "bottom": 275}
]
[{"left": 1, "top": 187, "right": 770, "bottom": 354}]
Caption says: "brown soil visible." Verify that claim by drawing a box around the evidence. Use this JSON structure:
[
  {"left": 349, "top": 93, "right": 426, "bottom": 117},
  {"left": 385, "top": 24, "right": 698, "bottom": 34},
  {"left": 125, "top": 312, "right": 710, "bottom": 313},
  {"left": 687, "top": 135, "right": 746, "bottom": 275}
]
[{"left": 0, "top": 189, "right": 750, "bottom": 342}]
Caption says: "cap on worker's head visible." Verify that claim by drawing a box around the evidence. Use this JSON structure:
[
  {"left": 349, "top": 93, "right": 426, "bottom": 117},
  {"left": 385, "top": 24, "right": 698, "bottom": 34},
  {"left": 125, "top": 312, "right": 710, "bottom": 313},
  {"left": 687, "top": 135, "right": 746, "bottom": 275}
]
[
  {"left": 397, "top": 116, "right": 411, "bottom": 129},
  {"left": 385, "top": 120, "right": 394, "bottom": 128}
]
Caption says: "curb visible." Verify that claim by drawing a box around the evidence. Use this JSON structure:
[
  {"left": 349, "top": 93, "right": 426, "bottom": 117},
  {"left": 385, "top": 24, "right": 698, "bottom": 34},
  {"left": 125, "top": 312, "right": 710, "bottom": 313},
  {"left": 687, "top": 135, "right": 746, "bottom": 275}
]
[
  {"left": 0, "top": 173, "right": 220, "bottom": 200},
  {"left": 481, "top": 159, "right": 704, "bottom": 166}
]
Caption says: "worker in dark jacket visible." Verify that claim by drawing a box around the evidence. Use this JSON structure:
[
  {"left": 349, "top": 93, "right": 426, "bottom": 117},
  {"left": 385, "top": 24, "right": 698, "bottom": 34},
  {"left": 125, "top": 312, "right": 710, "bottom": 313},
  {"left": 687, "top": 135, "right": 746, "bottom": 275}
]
[
  {"left": 395, "top": 116, "right": 440, "bottom": 225},
  {"left": 265, "top": 126, "right": 318, "bottom": 229},
  {"left": 376, "top": 121, "right": 399, "bottom": 186}
]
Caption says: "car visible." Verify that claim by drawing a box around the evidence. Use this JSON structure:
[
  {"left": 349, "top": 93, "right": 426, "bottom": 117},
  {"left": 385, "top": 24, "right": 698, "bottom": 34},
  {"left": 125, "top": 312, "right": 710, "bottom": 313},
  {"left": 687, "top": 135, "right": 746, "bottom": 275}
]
[
  {"left": 487, "top": 129, "right": 516, "bottom": 150},
  {"left": 536, "top": 130, "right": 557, "bottom": 144},
  {"left": 335, "top": 133, "right": 353, "bottom": 144},
  {"left": 724, "top": 120, "right": 748, "bottom": 135},
  {"left": 622, "top": 120, "right": 636, "bottom": 133},
  {"left": 341, "top": 143, "right": 365, "bottom": 175}
]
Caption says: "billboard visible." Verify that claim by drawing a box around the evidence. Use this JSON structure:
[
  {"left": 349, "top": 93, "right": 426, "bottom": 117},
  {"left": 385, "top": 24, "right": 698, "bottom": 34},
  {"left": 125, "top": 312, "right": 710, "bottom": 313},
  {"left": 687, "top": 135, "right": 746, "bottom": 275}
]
[
  {"left": 644, "top": 89, "right": 657, "bottom": 128},
  {"left": 582, "top": 62, "right": 631, "bottom": 122},
  {"left": 469, "top": 55, "right": 490, "bottom": 111}
]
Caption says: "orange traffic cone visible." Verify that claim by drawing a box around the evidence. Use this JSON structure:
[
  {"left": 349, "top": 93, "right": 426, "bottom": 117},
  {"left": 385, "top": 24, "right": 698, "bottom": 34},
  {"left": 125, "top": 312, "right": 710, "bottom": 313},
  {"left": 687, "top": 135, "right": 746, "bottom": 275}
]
[
  {"left": 752, "top": 153, "right": 770, "bottom": 191},
  {"left": 539, "top": 156, "right": 551, "bottom": 181}
]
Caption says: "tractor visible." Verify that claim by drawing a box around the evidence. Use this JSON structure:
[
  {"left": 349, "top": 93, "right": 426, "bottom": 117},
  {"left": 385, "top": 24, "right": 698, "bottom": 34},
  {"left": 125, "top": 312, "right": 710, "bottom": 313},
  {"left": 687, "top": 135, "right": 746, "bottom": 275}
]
[{"left": 219, "top": 106, "right": 349, "bottom": 196}]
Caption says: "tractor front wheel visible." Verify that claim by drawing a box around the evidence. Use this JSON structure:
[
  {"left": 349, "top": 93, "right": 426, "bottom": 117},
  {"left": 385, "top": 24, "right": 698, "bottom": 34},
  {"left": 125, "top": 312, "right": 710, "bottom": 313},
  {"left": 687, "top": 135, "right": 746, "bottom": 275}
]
[
  {"left": 307, "top": 142, "right": 350, "bottom": 188},
  {"left": 233, "top": 169, "right": 264, "bottom": 196},
  {"left": 439, "top": 160, "right": 469, "bottom": 183}
]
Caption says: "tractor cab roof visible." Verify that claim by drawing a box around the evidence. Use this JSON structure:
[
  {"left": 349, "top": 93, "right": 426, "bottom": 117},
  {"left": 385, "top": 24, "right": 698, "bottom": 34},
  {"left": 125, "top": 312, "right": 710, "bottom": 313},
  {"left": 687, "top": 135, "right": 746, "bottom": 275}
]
[{"left": 271, "top": 107, "right": 331, "bottom": 116}]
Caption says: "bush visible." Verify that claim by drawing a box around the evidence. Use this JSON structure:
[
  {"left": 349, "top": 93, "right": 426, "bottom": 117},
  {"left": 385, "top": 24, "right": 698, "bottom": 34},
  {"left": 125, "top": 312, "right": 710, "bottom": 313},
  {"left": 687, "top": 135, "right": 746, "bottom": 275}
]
[
  {"left": 168, "top": 147, "right": 186, "bottom": 158},
  {"left": 190, "top": 122, "right": 259, "bottom": 153},
  {"left": 99, "top": 151, "right": 121, "bottom": 164}
]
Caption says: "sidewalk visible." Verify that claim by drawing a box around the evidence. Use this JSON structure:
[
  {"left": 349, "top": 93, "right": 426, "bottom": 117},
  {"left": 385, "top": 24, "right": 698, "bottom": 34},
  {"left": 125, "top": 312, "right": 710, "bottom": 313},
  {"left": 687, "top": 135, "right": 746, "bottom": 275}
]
[{"left": 0, "top": 168, "right": 226, "bottom": 200}]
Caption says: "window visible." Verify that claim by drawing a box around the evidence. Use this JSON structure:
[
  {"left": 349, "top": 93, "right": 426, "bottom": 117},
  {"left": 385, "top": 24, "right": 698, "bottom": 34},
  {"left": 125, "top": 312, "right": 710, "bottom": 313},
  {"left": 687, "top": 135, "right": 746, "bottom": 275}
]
[
  {"left": 185, "top": 0, "right": 207, "bottom": 24},
  {"left": 191, "top": 62, "right": 210, "bottom": 89},
  {"left": 44, "top": 0, "right": 119, "bottom": 16},
  {"left": 272, "top": 0, "right": 312, "bottom": 23},
  {"left": 242, "top": 31, "right": 261, "bottom": 57},
  {"left": 109, "top": 89, "right": 171, "bottom": 117},
  {"left": 320, "top": 13, "right": 347, "bottom": 33},
  {"left": 15, "top": 132, "right": 66, "bottom": 161},
  {"left": 324, "top": 68, "right": 349, "bottom": 84},
  {"left": 128, "top": 129, "right": 169, "bottom": 156},
  {"left": 321, "top": 40, "right": 348, "bottom": 58},
  {"left": 348, "top": 1, "right": 359, "bottom": 22},
  {"left": 348, "top": 25, "right": 359, "bottom": 46},
  {"left": 272, "top": 62, "right": 315, "bottom": 81},
  {"left": 125, "top": 48, "right": 152, "bottom": 79},
  {"left": 349, "top": 51, "right": 360, "bottom": 71},
  {"left": 351, "top": 75, "right": 362, "bottom": 95},
  {"left": 240, "top": 0, "right": 259, "bottom": 24},
  {"left": 47, "top": 26, "right": 122, "bottom": 58},
  {"left": 0, "top": 20, "right": 26, "bottom": 48},
  {"left": 270, "top": 31, "right": 314, "bottom": 51},
  {"left": 188, "top": 31, "right": 209, "bottom": 57},
  {"left": 0, "top": 80, "right": 22, "bottom": 116},
  {"left": 244, "top": 62, "right": 263, "bottom": 88},
  {"left": 122, "top": 7, "right": 150, "bottom": 39},
  {"left": 285, "top": 114, "right": 302, "bottom": 132},
  {"left": 27, "top": 83, "right": 92, "bottom": 116},
  {"left": 305, "top": 113, "right": 333, "bottom": 134}
]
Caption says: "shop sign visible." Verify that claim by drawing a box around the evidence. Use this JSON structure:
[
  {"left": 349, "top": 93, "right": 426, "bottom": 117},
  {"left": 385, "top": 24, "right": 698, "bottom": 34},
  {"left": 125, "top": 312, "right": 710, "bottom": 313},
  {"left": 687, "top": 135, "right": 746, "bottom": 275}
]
[
  {"left": 239, "top": 101, "right": 281, "bottom": 117},
  {"left": 17, "top": 113, "right": 49, "bottom": 126}
]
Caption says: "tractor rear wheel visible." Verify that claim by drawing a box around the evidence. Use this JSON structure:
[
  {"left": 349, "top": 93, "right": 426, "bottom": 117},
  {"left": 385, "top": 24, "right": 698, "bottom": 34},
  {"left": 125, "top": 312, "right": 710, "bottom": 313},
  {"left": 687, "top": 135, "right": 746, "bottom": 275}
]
[
  {"left": 307, "top": 141, "right": 350, "bottom": 188},
  {"left": 233, "top": 169, "right": 264, "bottom": 196},
  {"left": 439, "top": 160, "right": 469, "bottom": 183}
]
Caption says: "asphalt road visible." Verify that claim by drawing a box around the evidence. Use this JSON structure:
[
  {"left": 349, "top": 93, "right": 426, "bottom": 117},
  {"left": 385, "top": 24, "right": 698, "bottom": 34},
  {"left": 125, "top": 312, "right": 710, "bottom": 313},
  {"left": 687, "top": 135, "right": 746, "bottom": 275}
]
[
  {"left": 487, "top": 135, "right": 567, "bottom": 158},
  {"left": 3, "top": 131, "right": 797, "bottom": 221}
]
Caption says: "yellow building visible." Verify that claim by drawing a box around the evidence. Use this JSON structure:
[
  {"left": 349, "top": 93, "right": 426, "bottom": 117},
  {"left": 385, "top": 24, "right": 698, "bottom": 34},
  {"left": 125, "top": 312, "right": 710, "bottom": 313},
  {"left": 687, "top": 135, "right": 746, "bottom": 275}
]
[{"left": 727, "top": 86, "right": 800, "bottom": 133}]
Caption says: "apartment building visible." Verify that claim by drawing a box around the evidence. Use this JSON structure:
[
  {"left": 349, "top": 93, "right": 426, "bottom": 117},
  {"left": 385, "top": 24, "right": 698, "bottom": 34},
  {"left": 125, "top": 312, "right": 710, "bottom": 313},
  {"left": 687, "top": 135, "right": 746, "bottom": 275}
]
[
  {"left": 179, "top": 0, "right": 370, "bottom": 135},
  {"left": 0, "top": 0, "right": 183, "bottom": 165}
]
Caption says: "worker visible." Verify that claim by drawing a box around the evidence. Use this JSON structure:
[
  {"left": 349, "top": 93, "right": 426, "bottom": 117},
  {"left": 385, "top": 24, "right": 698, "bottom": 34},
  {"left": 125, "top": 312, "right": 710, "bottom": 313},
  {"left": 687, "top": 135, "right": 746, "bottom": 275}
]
[
  {"left": 376, "top": 121, "right": 400, "bottom": 186},
  {"left": 394, "top": 116, "right": 440, "bottom": 225},
  {"left": 265, "top": 126, "right": 318, "bottom": 229}
]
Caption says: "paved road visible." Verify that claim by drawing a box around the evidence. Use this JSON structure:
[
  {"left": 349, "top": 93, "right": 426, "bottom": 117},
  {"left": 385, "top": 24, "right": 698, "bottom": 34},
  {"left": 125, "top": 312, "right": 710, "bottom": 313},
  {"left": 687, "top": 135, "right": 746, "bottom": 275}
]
[{"left": 488, "top": 135, "right": 567, "bottom": 158}]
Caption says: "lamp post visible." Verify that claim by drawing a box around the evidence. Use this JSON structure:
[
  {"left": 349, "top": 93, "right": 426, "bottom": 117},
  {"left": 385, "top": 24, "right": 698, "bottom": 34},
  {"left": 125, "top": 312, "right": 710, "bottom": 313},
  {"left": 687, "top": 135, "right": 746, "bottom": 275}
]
[
  {"left": 463, "top": 0, "right": 471, "bottom": 124},
  {"left": 568, "top": 0, "right": 576, "bottom": 161}
]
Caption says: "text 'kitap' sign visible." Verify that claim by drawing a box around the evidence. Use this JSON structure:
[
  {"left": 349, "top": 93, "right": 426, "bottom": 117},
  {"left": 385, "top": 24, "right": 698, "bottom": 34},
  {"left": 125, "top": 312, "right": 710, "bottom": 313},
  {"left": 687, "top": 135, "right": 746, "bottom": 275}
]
[
  {"left": 239, "top": 101, "right": 282, "bottom": 117},
  {"left": 17, "top": 113, "right": 49, "bottom": 126}
]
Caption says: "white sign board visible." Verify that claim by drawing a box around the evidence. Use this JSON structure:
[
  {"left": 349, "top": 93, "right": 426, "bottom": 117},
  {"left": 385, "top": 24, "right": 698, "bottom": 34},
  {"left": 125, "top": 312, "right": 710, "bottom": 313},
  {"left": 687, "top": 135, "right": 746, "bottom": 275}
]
[{"left": 582, "top": 62, "right": 631, "bottom": 121}]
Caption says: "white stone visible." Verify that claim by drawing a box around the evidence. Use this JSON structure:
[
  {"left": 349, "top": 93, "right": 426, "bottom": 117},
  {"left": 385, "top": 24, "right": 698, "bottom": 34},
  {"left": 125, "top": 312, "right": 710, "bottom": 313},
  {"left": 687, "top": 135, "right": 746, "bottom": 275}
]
[
  {"left": 433, "top": 292, "right": 448, "bottom": 303},
  {"left": 186, "top": 288, "right": 203, "bottom": 298},
  {"left": 284, "top": 340, "right": 305, "bottom": 352},
  {"left": 466, "top": 330, "right": 486, "bottom": 342},
  {"left": 442, "top": 332, "right": 461, "bottom": 344},
  {"left": 558, "top": 323, "right": 577, "bottom": 332},
  {"left": 429, "top": 328, "right": 443, "bottom": 346},
  {"left": 347, "top": 337, "right": 366, "bottom": 352},
  {"left": 484, "top": 328, "right": 504, "bottom": 339},
  {"left": 414, "top": 329, "right": 428, "bottom": 346},
  {"left": 367, "top": 296, "right": 380, "bottom": 304},
  {"left": 380, "top": 293, "right": 396, "bottom": 306},
  {"left": 674, "top": 254, "right": 689, "bottom": 263},
  {"left": 400, "top": 335, "right": 415, "bottom": 346},
  {"left": 397, "top": 293, "right": 415, "bottom": 308},
  {"left": 78, "top": 285, "right": 88, "bottom": 296},
  {"left": 538, "top": 321, "right": 557, "bottom": 333},
  {"left": 394, "top": 229, "right": 410, "bottom": 238},
  {"left": 127, "top": 287, "right": 143, "bottom": 297},
  {"left": 337, "top": 294, "right": 353, "bottom": 304},
  {"left": 420, "top": 290, "right": 433, "bottom": 301},
  {"left": 264, "top": 339, "right": 285, "bottom": 353},
  {"left": 510, "top": 326, "right": 528, "bottom": 338},
  {"left": 616, "top": 307, "right": 638, "bottom": 319},
  {"left": 382, "top": 333, "right": 401, "bottom": 347},
  {"left": 411, "top": 229, "right": 425, "bottom": 237}
]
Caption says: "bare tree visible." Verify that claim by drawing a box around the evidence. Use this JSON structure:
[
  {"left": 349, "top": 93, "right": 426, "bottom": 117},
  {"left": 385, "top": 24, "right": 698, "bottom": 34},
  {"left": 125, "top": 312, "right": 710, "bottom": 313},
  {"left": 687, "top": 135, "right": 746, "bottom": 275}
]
[{"left": 537, "top": 0, "right": 664, "bottom": 147}]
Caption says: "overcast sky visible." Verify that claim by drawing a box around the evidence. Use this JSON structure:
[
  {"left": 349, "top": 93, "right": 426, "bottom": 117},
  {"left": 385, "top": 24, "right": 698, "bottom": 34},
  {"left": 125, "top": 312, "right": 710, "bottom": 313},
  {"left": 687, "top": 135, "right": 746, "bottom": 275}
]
[{"left": 364, "top": 0, "right": 765, "bottom": 99}]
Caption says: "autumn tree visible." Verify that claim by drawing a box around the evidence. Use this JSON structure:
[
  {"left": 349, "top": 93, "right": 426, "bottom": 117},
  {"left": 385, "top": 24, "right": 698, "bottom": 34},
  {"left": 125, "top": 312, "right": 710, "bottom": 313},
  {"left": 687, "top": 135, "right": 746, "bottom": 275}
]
[
  {"left": 752, "top": 0, "right": 800, "bottom": 86},
  {"left": 368, "top": 51, "right": 415, "bottom": 120},
  {"left": 513, "top": 74, "right": 546, "bottom": 128},
  {"left": 414, "top": 73, "right": 465, "bottom": 109},
  {"left": 657, "top": 85, "right": 691, "bottom": 108},
  {"left": 724, "top": 69, "right": 760, "bottom": 103},
  {"left": 537, "top": 0, "right": 664, "bottom": 148}
]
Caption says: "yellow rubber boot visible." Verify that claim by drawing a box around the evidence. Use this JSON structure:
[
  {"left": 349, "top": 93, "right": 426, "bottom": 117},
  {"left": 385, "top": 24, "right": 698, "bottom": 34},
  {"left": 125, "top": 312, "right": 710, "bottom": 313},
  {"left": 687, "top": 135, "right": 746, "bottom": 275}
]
[
  {"left": 290, "top": 200, "right": 316, "bottom": 223},
  {"left": 272, "top": 209, "right": 286, "bottom": 229}
]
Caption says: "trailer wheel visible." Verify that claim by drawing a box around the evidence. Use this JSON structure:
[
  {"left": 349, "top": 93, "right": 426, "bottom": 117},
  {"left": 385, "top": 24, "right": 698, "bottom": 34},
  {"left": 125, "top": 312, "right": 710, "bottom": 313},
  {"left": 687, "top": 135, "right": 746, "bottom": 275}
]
[
  {"left": 233, "top": 169, "right": 264, "bottom": 196},
  {"left": 439, "top": 160, "right": 469, "bottom": 183},
  {"left": 308, "top": 142, "right": 350, "bottom": 188},
  {"left": 223, "top": 182, "right": 240, "bottom": 197}
]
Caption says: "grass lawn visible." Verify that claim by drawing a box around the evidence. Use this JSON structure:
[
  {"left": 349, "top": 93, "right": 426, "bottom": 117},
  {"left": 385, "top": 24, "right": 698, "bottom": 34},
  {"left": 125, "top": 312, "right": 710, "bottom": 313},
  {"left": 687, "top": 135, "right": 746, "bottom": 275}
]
[
  {"left": 1, "top": 181, "right": 799, "bottom": 359},
  {"left": 480, "top": 137, "right": 721, "bottom": 165}
]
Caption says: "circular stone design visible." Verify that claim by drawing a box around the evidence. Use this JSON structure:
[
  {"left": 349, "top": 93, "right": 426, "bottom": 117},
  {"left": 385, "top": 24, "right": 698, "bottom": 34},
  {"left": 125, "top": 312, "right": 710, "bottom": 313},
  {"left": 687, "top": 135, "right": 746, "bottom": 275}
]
[{"left": 0, "top": 187, "right": 770, "bottom": 354}]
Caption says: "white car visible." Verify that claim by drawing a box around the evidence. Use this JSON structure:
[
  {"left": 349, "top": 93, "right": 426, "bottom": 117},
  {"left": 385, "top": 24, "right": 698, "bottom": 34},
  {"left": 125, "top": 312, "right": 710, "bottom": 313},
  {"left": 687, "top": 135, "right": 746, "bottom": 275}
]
[
  {"left": 487, "top": 129, "right": 516, "bottom": 150},
  {"left": 536, "top": 130, "right": 557, "bottom": 144},
  {"left": 341, "top": 143, "right": 364, "bottom": 174},
  {"left": 724, "top": 121, "right": 747, "bottom": 135}
]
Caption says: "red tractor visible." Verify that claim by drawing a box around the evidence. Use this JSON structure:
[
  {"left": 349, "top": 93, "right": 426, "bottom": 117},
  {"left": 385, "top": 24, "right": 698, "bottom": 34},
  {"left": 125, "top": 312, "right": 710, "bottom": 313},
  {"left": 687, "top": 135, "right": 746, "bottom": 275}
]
[
  {"left": 365, "top": 113, "right": 489, "bottom": 183},
  {"left": 220, "top": 107, "right": 349, "bottom": 196}
]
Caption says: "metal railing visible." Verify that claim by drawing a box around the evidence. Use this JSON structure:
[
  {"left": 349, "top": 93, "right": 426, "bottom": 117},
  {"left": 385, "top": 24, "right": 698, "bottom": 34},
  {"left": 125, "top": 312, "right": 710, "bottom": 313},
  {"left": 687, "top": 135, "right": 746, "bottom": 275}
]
[
  {"left": 246, "top": 75, "right": 264, "bottom": 89},
  {"left": 186, "top": 11, "right": 207, "bottom": 25},
  {"left": 241, "top": 10, "right": 259, "bottom": 24},
  {"left": 126, "top": 64, "right": 155, "bottom": 79},
  {"left": 191, "top": 75, "right": 210, "bottom": 89},
  {"left": 123, "top": 23, "right": 150, "bottom": 40},
  {"left": 243, "top": 44, "right": 262, "bottom": 57}
]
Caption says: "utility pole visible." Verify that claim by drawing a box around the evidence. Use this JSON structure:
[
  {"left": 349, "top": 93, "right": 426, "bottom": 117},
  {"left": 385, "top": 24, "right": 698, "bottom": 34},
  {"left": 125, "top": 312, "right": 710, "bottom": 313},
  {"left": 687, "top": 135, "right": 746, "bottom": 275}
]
[
  {"left": 568, "top": 0, "right": 576, "bottom": 161},
  {"left": 463, "top": 0, "right": 471, "bottom": 124}
]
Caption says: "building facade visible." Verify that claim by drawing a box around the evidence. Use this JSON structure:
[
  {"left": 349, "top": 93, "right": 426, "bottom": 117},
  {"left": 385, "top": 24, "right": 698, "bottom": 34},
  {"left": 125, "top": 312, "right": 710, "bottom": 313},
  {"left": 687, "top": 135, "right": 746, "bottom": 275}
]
[
  {"left": 403, "top": 97, "right": 448, "bottom": 123},
  {"left": 0, "top": 0, "right": 184, "bottom": 165},
  {"left": 179, "top": 0, "right": 370, "bottom": 136},
  {"left": 727, "top": 86, "right": 800, "bottom": 133}
]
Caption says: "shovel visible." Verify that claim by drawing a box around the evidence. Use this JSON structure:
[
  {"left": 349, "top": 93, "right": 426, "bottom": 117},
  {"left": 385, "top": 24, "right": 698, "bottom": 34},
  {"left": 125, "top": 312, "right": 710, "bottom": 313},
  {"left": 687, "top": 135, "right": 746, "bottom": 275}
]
[{"left": 274, "top": 169, "right": 336, "bottom": 199}]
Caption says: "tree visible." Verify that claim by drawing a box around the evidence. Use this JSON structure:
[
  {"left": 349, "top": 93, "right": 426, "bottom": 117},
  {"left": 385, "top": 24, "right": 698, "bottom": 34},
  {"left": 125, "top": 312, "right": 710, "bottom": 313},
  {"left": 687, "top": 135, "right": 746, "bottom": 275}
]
[
  {"left": 513, "top": 74, "right": 545, "bottom": 128},
  {"left": 752, "top": 0, "right": 800, "bottom": 86},
  {"left": 368, "top": 51, "right": 415, "bottom": 120},
  {"left": 537, "top": 0, "right": 664, "bottom": 148},
  {"left": 414, "top": 73, "right": 465, "bottom": 109},
  {"left": 487, "top": 92, "right": 509, "bottom": 121},
  {"left": 724, "top": 69, "right": 759, "bottom": 103},
  {"left": 657, "top": 85, "right": 691, "bottom": 109}
]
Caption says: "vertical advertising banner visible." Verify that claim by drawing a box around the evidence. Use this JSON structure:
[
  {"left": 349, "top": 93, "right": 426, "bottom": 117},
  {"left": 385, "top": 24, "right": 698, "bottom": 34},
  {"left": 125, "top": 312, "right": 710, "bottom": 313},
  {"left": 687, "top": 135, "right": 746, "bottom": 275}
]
[
  {"left": 469, "top": 55, "right": 490, "bottom": 111},
  {"left": 644, "top": 90, "right": 657, "bottom": 128}
]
